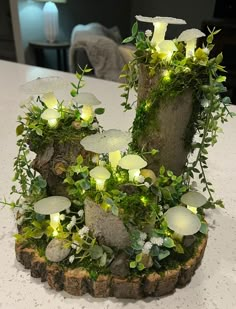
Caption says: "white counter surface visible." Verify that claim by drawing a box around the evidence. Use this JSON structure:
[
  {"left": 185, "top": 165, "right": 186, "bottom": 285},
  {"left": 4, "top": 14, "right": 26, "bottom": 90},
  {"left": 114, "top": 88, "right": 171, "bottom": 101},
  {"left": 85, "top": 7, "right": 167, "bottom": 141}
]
[{"left": 0, "top": 60, "right": 236, "bottom": 309}]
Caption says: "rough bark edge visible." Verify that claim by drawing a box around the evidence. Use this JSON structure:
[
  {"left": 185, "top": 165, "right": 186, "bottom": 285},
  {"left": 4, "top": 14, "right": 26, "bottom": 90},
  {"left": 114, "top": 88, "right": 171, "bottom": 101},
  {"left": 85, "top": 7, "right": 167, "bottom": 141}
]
[{"left": 15, "top": 236, "right": 207, "bottom": 299}]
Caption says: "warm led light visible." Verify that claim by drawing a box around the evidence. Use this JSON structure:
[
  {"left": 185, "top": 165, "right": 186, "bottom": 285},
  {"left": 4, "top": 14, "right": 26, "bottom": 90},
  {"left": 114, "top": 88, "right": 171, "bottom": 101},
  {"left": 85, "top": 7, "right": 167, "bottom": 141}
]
[
  {"left": 152, "top": 22, "right": 168, "bottom": 47},
  {"left": 42, "top": 92, "right": 58, "bottom": 109},
  {"left": 81, "top": 105, "right": 94, "bottom": 121},
  {"left": 41, "top": 108, "right": 60, "bottom": 128},
  {"left": 50, "top": 212, "right": 60, "bottom": 233},
  {"left": 144, "top": 101, "right": 152, "bottom": 111},
  {"left": 186, "top": 39, "right": 196, "bottom": 58},
  {"left": 187, "top": 205, "right": 198, "bottom": 214},
  {"left": 109, "top": 150, "right": 122, "bottom": 169},
  {"left": 95, "top": 178, "right": 106, "bottom": 191},
  {"left": 162, "top": 70, "right": 171, "bottom": 81},
  {"left": 166, "top": 51, "right": 173, "bottom": 61},
  {"left": 48, "top": 118, "right": 58, "bottom": 127},
  {"left": 90, "top": 166, "right": 111, "bottom": 191},
  {"left": 140, "top": 196, "right": 148, "bottom": 206},
  {"left": 129, "top": 169, "right": 140, "bottom": 182}
]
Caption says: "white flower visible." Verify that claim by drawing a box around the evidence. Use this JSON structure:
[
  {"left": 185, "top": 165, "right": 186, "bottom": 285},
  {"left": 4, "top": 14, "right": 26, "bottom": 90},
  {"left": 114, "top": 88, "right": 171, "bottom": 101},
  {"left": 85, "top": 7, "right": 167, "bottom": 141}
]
[
  {"left": 158, "top": 211, "right": 163, "bottom": 217},
  {"left": 144, "top": 181, "right": 150, "bottom": 188},
  {"left": 71, "top": 241, "right": 80, "bottom": 250},
  {"left": 137, "top": 175, "right": 145, "bottom": 183},
  {"left": 77, "top": 209, "right": 84, "bottom": 217},
  {"left": 150, "top": 237, "right": 164, "bottom": 246},
  {"left": 142, "top": 241, "right": 152, "bottom": 254},
  {"left": 139, "top": 232, "right": 147, "bottom": 241},
  {"left": 66, "top": 208, "right": 71, "bottom": 214},
  {"left": 66, "top": 223, "right": 72, "bottom": 231},
  {"left": 201, "top": 99, "right": 210, "bottom": 107},
  {"left": 69, "top": 255, "right": 75, "bottom": 263},
  {"left": 78, "top": 226, "right": 89, "bottom": 238},
  {"left": 59, "top": 214, "right": 65, "bottom": 221},
  {"left": 145, "top": 29, "right": 152, "bottom": 38},
  {"left": 71, "top": 215, "right": 77, "bottom": 223}
]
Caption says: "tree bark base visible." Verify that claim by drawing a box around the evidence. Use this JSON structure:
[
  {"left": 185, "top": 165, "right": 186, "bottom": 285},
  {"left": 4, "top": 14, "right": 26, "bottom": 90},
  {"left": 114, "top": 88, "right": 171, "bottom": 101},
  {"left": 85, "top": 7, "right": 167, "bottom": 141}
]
[{"left": 15, "top": 236, "right": 207, "bottom": 299}]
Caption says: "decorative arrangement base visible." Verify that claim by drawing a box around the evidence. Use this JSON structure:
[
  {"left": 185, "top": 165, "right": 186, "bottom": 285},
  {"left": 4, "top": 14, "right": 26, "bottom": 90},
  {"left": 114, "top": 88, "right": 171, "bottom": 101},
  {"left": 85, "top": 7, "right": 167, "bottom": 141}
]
[{"left": 15, "top": 236, "right": 207, "bottom": 299}]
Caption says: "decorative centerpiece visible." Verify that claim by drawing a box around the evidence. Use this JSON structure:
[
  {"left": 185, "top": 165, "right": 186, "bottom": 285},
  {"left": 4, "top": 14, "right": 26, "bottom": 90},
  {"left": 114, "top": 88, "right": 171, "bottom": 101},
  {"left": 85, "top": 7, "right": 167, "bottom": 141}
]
[{"left": 3, "top": 15, "right": 234, "bottom": 299}]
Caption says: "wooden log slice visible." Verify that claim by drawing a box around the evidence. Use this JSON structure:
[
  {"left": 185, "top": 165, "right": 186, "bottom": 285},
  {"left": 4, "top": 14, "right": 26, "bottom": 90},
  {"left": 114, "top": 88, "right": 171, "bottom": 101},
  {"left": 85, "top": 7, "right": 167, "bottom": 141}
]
[
  {"left": 135, "top": 64, "right": 195, "bottom": 175},
  {"left": 15, "top": 235, "right": 207, "bottom": 299}
]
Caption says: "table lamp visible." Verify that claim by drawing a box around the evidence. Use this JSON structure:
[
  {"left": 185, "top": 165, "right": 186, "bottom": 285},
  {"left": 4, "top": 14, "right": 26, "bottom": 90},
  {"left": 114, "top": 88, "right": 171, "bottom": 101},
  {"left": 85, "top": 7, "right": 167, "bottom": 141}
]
[{"left": 37, "top": 0, "right": 66, "bottom": 43}]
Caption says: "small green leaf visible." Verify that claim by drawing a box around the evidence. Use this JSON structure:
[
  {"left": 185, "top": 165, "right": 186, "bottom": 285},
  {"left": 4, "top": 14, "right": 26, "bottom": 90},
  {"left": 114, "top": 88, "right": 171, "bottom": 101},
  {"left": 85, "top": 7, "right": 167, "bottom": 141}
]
[
  {"left": 130, "top": 261, "right": 137, "bottom": 268},
  {"left": 122, "top": 36, "right": 134, "bottom": 44},
  {"left": 90, "top": 245, "right": 103, "bottom": 260},
  {"left": 102, "top": 245, "right": 113, "bottom": 255},
  {"left": 99, "top": 252, "right": 107, "bottom": 267},
  {"left": 95, "top": 108, "right": 105, "bottom": 115},
  {"left": 135, "top": 253, "right": 142, "bottom": 263},
  {"left": 90, "top": 270, "right": 98, "bottom": 281},
  {"left": 137, "top": 263, "right": 145, "bottom": 271},
  {"left": 158, "top": 249, "right": 170, "bottom": 261},
  {"left": 84, "top": 67, "right": 93, "bottom": 73},
  {"left": 150, "top": 245, "right": 160, "bottom": 257},
  {"left": 16, "top": 124, "right": 24, "bottom": 136},
  {"left": 163, "top": 237, "right": 175, "bottom": 248},
  {"left": 216, "top": 76, "right": 226, "bottom": 83},
  {"left": 78, "top": 179, "right": 90, "bottom": 191},
  {"left": 216, "top": 52, "right": 223, "bottom": 64},
  {"left": 131, "top": 21, "right": 138, "bottom": 37},
  {"left": 151, "top": 148, "right": 159, "bottom": 156},
  {"left": 70, "top": 89, "right": 77, "bottom": 97},
  {"left": 71, "top": 82, "right": 77, "bottom": 89},
  {"left": 200, "top": 222, "right": 208, "bottom": 234},
  {"left": 159, "top": 165, "right": 165, "bottom": 175}
]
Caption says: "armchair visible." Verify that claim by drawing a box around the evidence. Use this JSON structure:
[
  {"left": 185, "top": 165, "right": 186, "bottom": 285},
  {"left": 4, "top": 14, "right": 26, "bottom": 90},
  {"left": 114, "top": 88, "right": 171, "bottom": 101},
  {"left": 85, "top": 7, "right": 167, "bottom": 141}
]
[{"left": 68, "top": 23, "right": 134, "bottom": 82}]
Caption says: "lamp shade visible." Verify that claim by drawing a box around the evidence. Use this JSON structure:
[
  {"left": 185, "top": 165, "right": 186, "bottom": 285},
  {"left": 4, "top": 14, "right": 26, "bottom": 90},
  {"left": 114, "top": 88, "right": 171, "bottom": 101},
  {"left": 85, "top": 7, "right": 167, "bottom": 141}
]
[
  {"left": 43, "top": 1, "right": 59, "bottom": 43},
  {"left": 37, "top": 0, "right": 66, "bottom": 3}
]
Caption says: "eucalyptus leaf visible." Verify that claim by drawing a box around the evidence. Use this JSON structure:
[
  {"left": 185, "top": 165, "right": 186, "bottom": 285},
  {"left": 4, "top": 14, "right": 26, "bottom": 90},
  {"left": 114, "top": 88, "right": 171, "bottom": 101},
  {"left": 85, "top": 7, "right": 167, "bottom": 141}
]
[
  {"left": 200, "top": 222, "right": 208, "bottom": 234},
  {"left": 99, "top": 252, "right": 107, "bottom": 267},
  {"left": 158, "top": 249, "right": 170, "bottom": 261},
  {"left": 90, "top": 245, "right": 103, "bottom": 260},
  {"left": 163, "top": 237, "right": 175, "bottom": 248}
]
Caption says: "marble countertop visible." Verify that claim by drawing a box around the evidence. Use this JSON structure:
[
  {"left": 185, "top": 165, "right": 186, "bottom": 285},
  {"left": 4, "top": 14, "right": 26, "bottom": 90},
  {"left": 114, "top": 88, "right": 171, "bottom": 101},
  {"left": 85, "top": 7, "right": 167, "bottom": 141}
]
[{"left": 0, "top": 60, "right": 236, "bottom": 309}]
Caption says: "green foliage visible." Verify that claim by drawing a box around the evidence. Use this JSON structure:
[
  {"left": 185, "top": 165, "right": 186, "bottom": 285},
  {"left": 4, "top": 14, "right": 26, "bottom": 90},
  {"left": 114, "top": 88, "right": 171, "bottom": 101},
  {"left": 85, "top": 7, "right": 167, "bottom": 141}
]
[
  {"left": 121, "top": 24, "right": 234, "bottom": 205},
  {"left": 4, "top": 35, "right": 214, "bottom": 279}
]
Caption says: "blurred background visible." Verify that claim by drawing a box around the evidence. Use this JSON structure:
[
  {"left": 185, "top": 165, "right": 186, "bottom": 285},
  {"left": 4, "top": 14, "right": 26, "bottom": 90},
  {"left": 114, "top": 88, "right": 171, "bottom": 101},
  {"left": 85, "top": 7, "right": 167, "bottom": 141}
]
[{"left": 1, "top": 0, "right": 236, "bottom": 101}]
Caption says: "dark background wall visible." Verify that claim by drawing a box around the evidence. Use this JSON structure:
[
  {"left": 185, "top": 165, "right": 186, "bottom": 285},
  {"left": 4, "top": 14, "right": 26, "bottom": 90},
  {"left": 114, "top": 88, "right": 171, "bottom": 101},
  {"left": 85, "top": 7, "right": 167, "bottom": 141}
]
[
  {"left": 130, "top": 0, "right": 216, "bottom": 39},
  {"left": 58, "top": 0, "right": 132, "bottom": 40},
  {"left": 5, "top": 0, "right": 235, "bottom": 68},
  {"left": 0, "top": 0, "right": 16, "bottom": 61}
]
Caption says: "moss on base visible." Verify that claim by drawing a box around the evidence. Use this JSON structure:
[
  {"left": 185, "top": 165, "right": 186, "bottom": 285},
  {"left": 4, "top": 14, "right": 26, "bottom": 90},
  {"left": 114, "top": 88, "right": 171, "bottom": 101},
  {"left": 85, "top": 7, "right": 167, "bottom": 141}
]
[{"left": 15, "top": 235, "right": 207, "bottom": 299}]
